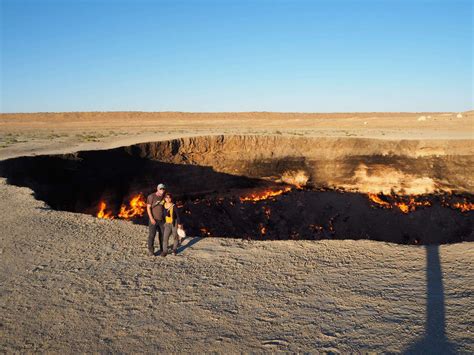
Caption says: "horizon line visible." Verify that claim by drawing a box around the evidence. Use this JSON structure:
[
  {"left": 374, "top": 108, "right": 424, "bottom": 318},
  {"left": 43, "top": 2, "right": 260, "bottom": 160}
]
[{"left": 1, "top": 109, "right": 473, "bottom": 115}]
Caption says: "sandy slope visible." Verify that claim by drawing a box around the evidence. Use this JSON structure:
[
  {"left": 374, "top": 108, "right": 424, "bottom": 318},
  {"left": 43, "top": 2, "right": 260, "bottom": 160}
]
[{"left": 0, "top": 111, "right": 473, "bottom": 352}]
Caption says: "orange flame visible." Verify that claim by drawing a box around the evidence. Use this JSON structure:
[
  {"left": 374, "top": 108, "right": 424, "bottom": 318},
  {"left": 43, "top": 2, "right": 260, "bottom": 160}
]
[
  {"left": 451, "top": 200, "right": 474, "bottom": 212},
  {"left": 367, "top": 193, "right": 431, "bottom": 213},
  {"left": 395, "top": 202, "right": 409, "bottom": 214},
  {"left": 394, "top": 198, "right": 431, "bottom": 214},
  {"left": 97, "top": 201, "right": 114, "bottom": 219},
  {"left": 118, "top": 194, "right": 146, "bottom": 219},
  {"left": 240, "top": 187, "right": 292, "bottom": 202},
  {"left": 367, "top": 193, "right": 391, "bottom": 209}
]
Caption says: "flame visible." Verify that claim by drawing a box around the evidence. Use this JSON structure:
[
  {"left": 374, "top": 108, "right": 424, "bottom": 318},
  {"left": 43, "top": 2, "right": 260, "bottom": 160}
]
[
  {"left": 259, "top": 224, "right": 266, "bottom": 235},
  {"left": 240, "top": 187, "right": 291, "bottom": 202},
  {"left": 451, "top": 200, "right": 474, "bottom": 212},
  {"left": 367, "top": 193, "right": 391, "bottom": 209},
  {"left": 367, "top": 193, "right": 431, "bottom": 213},
  {"left": 395, "top": 202, "right": 409, "bottom": 214},
  {"left": 97, "top": 201, "right": 114, "bottom": 219},
  {"left": 440, "top": 195, "right": 474, "bottom": 212},
  {"left": 281, "top": 170, "right": 309, "bottom": 189},
  {"left": 394, "top": 197, "right": 431, "bottom": 214},
  {"left": 118, "top": 194, "right": 146, "bottom": 219}
]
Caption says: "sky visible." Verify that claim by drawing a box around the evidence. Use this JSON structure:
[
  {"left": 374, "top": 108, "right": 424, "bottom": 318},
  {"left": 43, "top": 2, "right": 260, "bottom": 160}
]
[{"left": 0, "top": 0, "right": 472, "bottom": 113}]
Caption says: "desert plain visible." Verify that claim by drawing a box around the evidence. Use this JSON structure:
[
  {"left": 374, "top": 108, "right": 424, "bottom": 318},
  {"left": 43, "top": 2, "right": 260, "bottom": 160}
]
[{"left": 0, "top": 111, "right": 473, "bottom": 352}]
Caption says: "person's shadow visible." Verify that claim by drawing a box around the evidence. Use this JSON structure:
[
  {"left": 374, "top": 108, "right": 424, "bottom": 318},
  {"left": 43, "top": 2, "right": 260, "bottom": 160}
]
[
  {"left": 403, "top": 245, "right": 459, "bottom": 354},
  {"left": 175, "top": 236, "right": 202, "bottom": 255}
]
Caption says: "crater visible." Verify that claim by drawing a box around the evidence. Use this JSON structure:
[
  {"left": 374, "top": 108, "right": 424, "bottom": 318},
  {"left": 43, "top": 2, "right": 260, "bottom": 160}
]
[{"left": 1, "top": 135, "right": 472, "bottom": 245}]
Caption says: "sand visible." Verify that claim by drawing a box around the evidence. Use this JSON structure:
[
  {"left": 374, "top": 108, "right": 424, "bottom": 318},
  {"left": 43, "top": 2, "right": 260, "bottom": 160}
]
[
  {"left": 0, "top": 111, "right": 473, "bottom": 352},
  {"left": 1, "top": 111, "right": 473, "bottom": 160}
]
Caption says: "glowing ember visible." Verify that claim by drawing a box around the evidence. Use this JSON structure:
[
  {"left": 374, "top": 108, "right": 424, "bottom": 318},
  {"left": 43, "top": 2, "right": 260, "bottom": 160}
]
[
  {"left": 118, "top": 194, "right": 146, "bottom": 219},
  {"left": 263, "top": 206, "right": 271, "bottom": 218},
  {"left": 97, "top": 201, "right": 114, "bottom": 219},
  {"left": 309, "top": 224, "right": 324, "bottom": 233},
  {"left": 240, "top": 187, "right": 292, "bottom": 202},
  {"left": 200, "top": 227, "right": 211, "bottom": 236}
]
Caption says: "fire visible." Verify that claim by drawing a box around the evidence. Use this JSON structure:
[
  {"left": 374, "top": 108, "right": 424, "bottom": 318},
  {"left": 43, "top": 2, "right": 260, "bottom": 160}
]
[
  {"left": 394, "top": 197, "right": 431, "bottom": 214},
  {"left": 96, "top": 193, "right": 146, "bottom": 220},
  {"left": 451, "top": 200, "right": 474, "bottom": 212},
  {"left": 395, "top": 202, "right": 409, "bottom": 214},
  {"left": 240, "top": 187, "right": 292, "bottom": 202},
  {"left": 367, "top": 193, "right": 391, "bottom": 209},
  {"left": 367, "top": 193, "right": 431, "bottom": 213},
  {"left": 118, "top": 194, "right": 146, "bottom": 219},
  {"left": 259, "top": 224, "right": 267, "bottom": 235},
  {"left": 97, "top": 201, "right": 114, "bottom": 219}
]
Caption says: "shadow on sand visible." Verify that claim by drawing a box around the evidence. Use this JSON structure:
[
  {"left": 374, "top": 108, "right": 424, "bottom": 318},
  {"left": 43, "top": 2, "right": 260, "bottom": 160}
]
[
  {"left": 176, "top": 236, "right": 203, "bottom": 255},
  {"left": 403, "top": 245, "right": 458, "bottom": 354}
]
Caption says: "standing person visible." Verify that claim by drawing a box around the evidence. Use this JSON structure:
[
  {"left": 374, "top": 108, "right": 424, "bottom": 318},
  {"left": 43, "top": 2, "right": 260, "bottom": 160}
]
[
  {"left": 146, "top": 183, "right": 166, "bottom": 256},
  {"left": 161, "top": 193, "right": 183, "bottom": 257}
]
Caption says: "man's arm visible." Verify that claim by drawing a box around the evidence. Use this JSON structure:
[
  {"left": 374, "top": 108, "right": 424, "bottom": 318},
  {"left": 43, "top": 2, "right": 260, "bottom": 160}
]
[{"left": 147, "top": 204, "right": 155, "bottom": 224}]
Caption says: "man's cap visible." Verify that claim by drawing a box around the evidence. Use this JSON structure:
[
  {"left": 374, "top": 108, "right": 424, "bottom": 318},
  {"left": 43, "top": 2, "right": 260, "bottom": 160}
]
[{"left": 157, "top": 183, "right": 166, "bottom": 190}]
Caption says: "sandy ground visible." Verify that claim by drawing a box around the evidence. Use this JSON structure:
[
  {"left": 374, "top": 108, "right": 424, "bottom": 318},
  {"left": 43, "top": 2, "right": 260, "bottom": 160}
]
[
  {"left": 1, "top": 111, "right": 473, "bottom": 352},
  {"left": 1, "top": 111, "right": 473, "bottom": 160}
]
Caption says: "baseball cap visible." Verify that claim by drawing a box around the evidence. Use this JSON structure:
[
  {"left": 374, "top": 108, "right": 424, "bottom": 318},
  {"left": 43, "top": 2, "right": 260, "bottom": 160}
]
[{"left": 157, "top": 183, "right": 166, "bottom": 190}]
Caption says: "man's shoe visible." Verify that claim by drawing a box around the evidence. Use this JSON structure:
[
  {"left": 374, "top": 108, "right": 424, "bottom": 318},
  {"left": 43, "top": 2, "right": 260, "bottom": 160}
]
[
  {"left": 148, "top": 249, "right": 154, "bottom": 256},
  {"left": 161, "top": 252, "right": 167, "bottom": 257}
]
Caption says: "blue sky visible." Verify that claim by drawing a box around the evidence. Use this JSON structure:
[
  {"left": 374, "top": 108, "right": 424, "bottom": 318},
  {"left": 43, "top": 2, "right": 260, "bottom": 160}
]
[{"left": 1, "top": 0, "right": 472, "bottom": 112}]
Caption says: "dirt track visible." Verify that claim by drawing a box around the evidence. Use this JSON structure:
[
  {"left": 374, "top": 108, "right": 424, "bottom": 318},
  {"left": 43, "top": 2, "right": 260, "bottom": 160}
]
[{"left": 0, "top": 111, "right": 473, "bottom": 352}]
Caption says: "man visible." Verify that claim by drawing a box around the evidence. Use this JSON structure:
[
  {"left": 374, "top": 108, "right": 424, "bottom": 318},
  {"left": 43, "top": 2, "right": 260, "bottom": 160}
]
[{"left": 146, "top": 183, "right": 166, "bottom": 256}]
